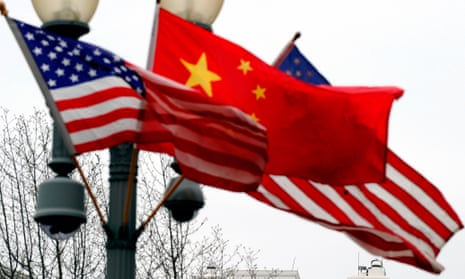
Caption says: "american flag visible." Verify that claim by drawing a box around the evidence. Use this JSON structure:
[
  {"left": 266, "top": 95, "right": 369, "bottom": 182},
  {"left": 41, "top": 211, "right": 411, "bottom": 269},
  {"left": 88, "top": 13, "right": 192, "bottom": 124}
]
[
  {"left": 9, "top": 18, "right": 145, "bottom": 154},
  {"left": 8, "top": 17, "right": 268, "bottom": 191},
  {"left": 248, "top": 43, "right": 463, "bottom": 273}
]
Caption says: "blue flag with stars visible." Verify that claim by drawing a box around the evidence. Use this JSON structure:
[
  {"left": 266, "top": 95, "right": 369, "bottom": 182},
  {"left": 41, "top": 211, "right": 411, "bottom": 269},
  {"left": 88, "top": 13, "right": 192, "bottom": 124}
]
[{"left": 277, "top": 45, "right": 330, "bottom": 85}]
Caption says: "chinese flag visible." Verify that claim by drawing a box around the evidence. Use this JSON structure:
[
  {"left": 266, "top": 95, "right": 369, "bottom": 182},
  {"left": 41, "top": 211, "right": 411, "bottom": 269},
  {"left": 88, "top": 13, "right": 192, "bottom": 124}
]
[{"left": 151, "top": 9, "right": 403, "bottom": 185}]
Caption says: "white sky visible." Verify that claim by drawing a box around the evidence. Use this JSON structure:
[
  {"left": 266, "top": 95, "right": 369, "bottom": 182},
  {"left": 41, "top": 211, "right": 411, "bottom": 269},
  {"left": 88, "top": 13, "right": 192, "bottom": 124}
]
[{"left": 1, "top": 1, "right": 464, "bottom": 278}]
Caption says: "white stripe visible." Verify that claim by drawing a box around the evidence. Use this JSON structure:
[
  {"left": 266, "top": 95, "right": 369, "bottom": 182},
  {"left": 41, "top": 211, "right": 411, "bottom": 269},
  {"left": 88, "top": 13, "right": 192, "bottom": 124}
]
[
  {"left": 387, "top": 163, "right": 460, "bottom": 232},
  {"left": 70, "top": 118, "right": 140, "bottom": 145},
  {"left": 175, "top": 150, "right": 262, "bottom": 186},
  {"left": 366, "top": 182, "right": 445, "bottom": 249},
  {"left": 51, "top": 76, "right": 132, "bottom": 101},
  {"left": 346, "top": 186, "right": 437, "bottom": 259},
  {"left": 312, "top": 181, "right": 372, "bottom": 227},
  {"left": 256, "top": 184, "right": 290, "bottom": 210},
  {"left": 58, "top": 96, "right": 142, "bottom": 123},
  {"left": 270, "top": 175, "right": 339, "bottom": 224}
]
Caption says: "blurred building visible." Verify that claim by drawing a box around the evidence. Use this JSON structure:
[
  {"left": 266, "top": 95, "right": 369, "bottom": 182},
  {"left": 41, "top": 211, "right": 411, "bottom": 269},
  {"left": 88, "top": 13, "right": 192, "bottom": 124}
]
[
  {"left": 347, "top": 259, "right": 389, "bottom": 279},
  {"left": 229, "top": 270, "right": 300, "bottom": 278},
  {"left": 194, "top": 268, "right": 300, "bottom": 279}
]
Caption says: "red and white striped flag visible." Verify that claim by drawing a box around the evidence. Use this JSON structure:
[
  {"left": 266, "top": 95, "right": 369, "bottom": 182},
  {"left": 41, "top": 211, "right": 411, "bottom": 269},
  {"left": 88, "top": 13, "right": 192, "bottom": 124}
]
[
  {"left": 249, "top": 151, "right": 462, "bottom": 273},
  {"left": 247, "top": 42, "right": 463, "bottom": 273},
  {"left": 9, "top": 17, "right": 268, "bottom": 192},
  {"left": 132, "top": 66, "right": 268, "bottom": 192}
]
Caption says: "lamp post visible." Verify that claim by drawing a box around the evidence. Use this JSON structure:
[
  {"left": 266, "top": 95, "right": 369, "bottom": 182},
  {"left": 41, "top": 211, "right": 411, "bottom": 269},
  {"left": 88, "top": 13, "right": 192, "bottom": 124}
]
[
  {"left": 32, "top": 0, "right": 224, "bottom": 278},
  {"left": 32, "top": 0, "right": 99, "bottom": 240}
]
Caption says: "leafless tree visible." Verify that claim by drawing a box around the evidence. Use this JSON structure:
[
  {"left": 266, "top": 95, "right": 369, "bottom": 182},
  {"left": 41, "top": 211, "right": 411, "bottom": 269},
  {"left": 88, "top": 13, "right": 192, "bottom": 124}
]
[
  {"left": 0, "top": 109, "right": 105, "bottom": 278},
  {"left": 0, "top": 109, "right": 261, "bottom": 278}
]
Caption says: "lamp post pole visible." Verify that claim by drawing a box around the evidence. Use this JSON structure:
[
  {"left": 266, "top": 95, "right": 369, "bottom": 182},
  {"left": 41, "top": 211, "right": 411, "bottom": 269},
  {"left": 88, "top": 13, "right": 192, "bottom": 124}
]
[
  {"left": 105, "top": 143, "right": 138, "bottom": 278},
  {"left": 32, "top": 0, "right": 224, "bottom": 278}
]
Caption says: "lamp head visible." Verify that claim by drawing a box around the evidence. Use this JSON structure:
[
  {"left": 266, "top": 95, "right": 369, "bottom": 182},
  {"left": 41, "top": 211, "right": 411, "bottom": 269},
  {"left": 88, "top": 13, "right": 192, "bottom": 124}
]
[
  {"left": 32, "top": 0, "right": 99, "bottom": 38},
  {"left": 160, "top": 0, "right": 224, "bottom": 30},
  {"left": 164, "top": 176, "right": 204, "bottom": 223},
  {"left": 34, "top": 176, "right": 86, "bottom": 240}
]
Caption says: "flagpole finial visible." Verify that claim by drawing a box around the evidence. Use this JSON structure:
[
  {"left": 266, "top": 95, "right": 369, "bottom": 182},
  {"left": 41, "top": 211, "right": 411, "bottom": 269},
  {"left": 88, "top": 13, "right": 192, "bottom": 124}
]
[
  {"left": 0, "top": 1, "right": 8, "bottom": 16},
  {"left": 292, "top": 32, "right": 301, "bottom": 43}
]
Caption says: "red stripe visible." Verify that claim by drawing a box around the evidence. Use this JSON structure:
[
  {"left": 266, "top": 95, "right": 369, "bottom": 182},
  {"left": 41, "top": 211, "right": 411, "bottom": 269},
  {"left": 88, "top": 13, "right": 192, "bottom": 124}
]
[
  {"left": 55, "top": 87, "right": 141, "bottom": 110},
  {"left": 65, "top": 108, "right": 140, "bottom": 133}
]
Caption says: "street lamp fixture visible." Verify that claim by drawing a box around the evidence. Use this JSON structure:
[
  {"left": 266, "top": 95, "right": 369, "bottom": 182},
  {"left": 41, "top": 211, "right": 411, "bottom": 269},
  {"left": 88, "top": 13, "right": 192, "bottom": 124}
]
[
  {"left": 160, "top": 0, "right": 224, "bottom": 30},
  {"left": 164, "top": 176, "right": 204, "bottom": 222},
  {"left": 32, "top": 0, "right": 99, "bottom": 37}
]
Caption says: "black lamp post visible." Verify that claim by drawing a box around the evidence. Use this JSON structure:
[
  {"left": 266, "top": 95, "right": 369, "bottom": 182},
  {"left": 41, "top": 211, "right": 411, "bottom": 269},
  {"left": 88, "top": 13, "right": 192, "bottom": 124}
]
[
  {"left": 31, "top": 0, "right": 224, "bottom": 278},
  {"left": 32, "top": 0, "right": 98, "bottom": 241}
]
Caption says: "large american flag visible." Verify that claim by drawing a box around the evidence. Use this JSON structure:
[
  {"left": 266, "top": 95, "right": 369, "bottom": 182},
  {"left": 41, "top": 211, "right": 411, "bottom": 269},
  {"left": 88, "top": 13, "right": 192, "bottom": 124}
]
[
  {"left": 247, "top": 43, "right": 463, "bottom": 273},
  {"left": 9, "top": 18, "right": 145, "bottom": 154},
  {"left": 8, "top": 17, "right": 268, "bottom": 191}
]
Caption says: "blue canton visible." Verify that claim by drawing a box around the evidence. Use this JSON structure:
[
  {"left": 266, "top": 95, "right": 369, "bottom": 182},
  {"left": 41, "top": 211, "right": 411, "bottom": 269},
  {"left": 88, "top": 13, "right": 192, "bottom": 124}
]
[
  {"left": 278, "top": 46, "right": 330, "bottom": 85},
  {"left": 15, "top": 19, "right": 145, "bottom": 95}
]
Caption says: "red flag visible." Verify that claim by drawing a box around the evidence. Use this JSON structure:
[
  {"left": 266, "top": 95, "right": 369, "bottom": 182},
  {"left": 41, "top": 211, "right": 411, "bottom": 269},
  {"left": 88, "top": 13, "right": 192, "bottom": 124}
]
[
  {"left": 152, "top": 9, "right": 403, "bottom": 185},
  {"left": 251, "top": 42, "right": 463, "bottom": 273}
]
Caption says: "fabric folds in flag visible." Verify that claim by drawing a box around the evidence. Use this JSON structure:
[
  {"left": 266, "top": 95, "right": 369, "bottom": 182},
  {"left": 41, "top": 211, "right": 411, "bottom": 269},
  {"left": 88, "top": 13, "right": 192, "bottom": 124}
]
[
  {"left": 251, "top": 43, "right": 463, "bottom": 273},
  {"left": 7, "top": 17, "right": 268, "bottom": 191},
  {"left": 131, "top": 65, "right": 268, "bottom": 192},
  {"left": 249, "top": 152, "right": 462, "bottom": 273},
  {"left": 152, "top": 9, "right": 403, "bottom": 185}
]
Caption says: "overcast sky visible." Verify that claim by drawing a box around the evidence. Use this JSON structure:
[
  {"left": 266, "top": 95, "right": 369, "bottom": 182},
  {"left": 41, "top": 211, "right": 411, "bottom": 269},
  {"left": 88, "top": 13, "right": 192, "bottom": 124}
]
[{"left": 1, "top": 1, "right": 465, "bottom": 278}]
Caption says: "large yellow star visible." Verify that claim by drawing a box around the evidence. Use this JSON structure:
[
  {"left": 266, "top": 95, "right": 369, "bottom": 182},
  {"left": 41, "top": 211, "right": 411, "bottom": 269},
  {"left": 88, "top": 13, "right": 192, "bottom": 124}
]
[
  {"left": 237, "top": 59, "right": 253, "bottom": 75},
  {"left": 181, "top": 52, "right": 221, "bottom": 97},
  {"left": 252, "top": 85, "right": 266, "bottom": 100}
]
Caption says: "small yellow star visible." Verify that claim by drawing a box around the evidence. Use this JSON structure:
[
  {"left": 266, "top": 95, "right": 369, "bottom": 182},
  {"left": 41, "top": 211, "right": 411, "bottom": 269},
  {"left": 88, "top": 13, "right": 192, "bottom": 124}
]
[
  {"left": 250, "top": 113, "right": 260, "bottom": 122},
  {"left": 181, "top": 52, "right": 221, "bottom": 97},
  {"left": 237, "top": 59, "right": 253, "bottom": 75},
  {"left": 252, "top": 85, "right": 266, "bottom": 100}
]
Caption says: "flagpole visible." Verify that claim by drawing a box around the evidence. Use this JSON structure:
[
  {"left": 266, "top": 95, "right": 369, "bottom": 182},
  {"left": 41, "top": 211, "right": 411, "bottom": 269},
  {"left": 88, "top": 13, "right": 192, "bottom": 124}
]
[
  {"left": 271, "top": 31, "right": 301, "bottom": 67},
  {"left": 72, "top": 156, "right": 107, "bottom": 225},
  {"left": 121, "top": 147, "right": 138, "bottom": 226},
  {"left": 0, "top": 1, "right": 8, "bottom": 16},
  {"left": 146, "top": 0, "right": 161, "bottom": 70},
  {"left": 138, "top": 175, "right": 185, "bottom": 231}
]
